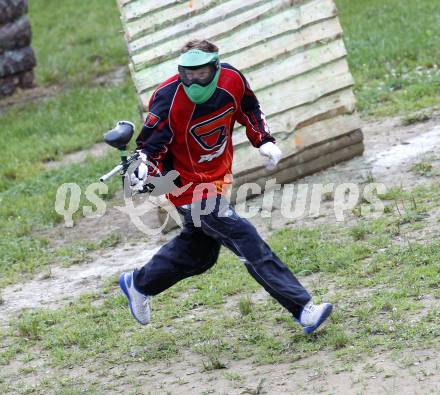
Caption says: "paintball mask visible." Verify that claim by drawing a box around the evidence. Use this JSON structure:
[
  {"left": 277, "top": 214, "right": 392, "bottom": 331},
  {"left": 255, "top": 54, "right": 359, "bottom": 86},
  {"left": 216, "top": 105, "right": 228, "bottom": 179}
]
[{"left": 178, "top": 49, "right": 220, "bottom": 104}]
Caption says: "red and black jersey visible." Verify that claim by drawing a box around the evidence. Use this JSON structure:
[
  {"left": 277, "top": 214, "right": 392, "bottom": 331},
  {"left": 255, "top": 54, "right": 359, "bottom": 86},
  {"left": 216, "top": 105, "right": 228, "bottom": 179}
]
[{"left": 136, "top": 63, "right": 275, "bottom": 206}]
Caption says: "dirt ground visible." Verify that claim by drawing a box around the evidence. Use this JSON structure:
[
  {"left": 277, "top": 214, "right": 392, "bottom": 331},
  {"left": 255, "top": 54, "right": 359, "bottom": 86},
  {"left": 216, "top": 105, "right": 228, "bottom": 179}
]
[
  {"left": 83, "top": 348, "right": 440, "bottom": 394},
  {"left": 3, "top": 343, "right": 438, "bottom": 394},
  {"left": 1, "top": 112, "right": 440, "bottom": 394}
]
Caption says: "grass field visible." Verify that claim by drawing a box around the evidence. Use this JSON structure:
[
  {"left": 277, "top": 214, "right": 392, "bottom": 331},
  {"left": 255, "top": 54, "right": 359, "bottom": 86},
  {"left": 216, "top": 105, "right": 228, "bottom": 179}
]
[
  {"left": 337, "top": 0, "right": 440, "bottom": 115},
  {"left": 0, "top": 0, "right": 440, "bottom": 393},
  {"left": 1, "top": 181, "right": 440, "bottom": 392},
  {"left": 29, "top": 0, "right": 127, "bottom": 86}
]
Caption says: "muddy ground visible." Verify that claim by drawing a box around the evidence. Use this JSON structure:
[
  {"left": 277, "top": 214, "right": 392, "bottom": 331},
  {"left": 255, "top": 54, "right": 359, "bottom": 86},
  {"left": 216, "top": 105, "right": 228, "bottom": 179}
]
[{"left": 1, "top": 112, "right": 440, "bottom": 394}]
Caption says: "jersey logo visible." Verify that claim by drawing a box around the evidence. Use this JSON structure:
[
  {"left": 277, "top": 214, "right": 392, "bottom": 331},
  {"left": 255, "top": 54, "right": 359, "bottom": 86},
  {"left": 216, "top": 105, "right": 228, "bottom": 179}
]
[
  {"left": 145, "top": 112, "right": 160, "bottom": 128},
  {"left": 198, "top": 140, "right": 227, "bottom": 163},
  {"left": 189, "top": 107, "right": 234, "bottom": 151}
]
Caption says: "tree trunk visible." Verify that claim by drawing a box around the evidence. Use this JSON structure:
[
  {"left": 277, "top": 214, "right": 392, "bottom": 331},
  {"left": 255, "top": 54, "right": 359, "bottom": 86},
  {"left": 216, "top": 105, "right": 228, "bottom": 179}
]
[
  {"left": 0, "top": 0, "right": 27, "bottom": 26},
  {"left": 0, "top": 16, "right": 31, "bottom": 53},
  {"left": 0, "top": 46, "right": 35, "bottom": 77}
]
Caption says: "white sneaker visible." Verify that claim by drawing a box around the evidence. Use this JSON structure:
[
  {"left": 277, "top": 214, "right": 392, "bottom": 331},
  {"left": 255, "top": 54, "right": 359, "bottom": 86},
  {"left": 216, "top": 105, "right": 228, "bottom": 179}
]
[
  {"left": 298, "top": 301, "right": 333, "bottom": 334},
  {"left": 118, "top": 271, "right": 151, "bottom": 325}
]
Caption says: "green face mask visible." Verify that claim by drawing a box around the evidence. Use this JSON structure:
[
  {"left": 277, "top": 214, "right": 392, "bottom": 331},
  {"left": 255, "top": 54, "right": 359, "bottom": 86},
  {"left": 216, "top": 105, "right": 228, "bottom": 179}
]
[
  {"left": 178, "top": 49, "right": 220, "bottom": 104},
  {"left": 182, "top": 68, "right": 220, "bottom": 104}
]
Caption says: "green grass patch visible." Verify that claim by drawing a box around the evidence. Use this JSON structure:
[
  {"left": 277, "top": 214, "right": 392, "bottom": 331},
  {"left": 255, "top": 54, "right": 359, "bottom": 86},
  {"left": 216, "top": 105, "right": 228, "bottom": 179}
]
[
  {"left": 336, "top": 0, "right": 440, "bottom": 116},
  {"left": 402, "top": 110, "right": 433, "bottom": 126},
  {"left": 29, "top": 0, "right": 127, "bottom": 86},
  {"left": 0, "top": 80, "right": 138, "bottom": 192},
  {"left": 410, "top": 161, "right": 434, "bottom": 177}
]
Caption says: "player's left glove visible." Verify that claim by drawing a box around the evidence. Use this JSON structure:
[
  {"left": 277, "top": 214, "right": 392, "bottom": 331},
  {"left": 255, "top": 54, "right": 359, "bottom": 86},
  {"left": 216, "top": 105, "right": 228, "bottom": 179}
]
[{"left": 259, "top": 142, "right": 282, "bottom": 170}]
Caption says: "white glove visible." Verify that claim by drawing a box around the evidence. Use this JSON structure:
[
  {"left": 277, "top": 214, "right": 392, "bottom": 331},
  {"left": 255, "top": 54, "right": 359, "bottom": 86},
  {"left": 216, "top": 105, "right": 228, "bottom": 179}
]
[
  {"left": 259, "top": 142, "right": 282, "bottom": 170},
  {"left": 130, "top": 161, "right": 149, "bottom": 192},
  {"left": 137, "top": 162, "right": 149, "bottom": 180},
  {"left": 129, "top": 173, "right": 144, "bottom": 191}
]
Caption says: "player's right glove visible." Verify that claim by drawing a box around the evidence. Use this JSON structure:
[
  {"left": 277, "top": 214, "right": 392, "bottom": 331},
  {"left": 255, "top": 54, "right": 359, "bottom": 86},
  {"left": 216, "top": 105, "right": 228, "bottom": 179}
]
[{"left": 130, "top": 153, "right": 150, "bottom": 192}]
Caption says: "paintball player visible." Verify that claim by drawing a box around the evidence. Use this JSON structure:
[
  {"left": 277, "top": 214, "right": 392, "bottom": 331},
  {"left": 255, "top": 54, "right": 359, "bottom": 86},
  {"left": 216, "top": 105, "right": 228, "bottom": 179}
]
[{"left": 119, "top": 39, "right": 333, "bottom": 334}]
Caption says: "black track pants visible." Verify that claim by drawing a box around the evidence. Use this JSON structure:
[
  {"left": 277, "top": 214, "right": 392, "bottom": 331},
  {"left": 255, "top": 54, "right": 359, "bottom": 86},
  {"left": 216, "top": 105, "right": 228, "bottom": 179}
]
[{"left": 133, "top": 196, "right": 311, "bottom": 318}]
